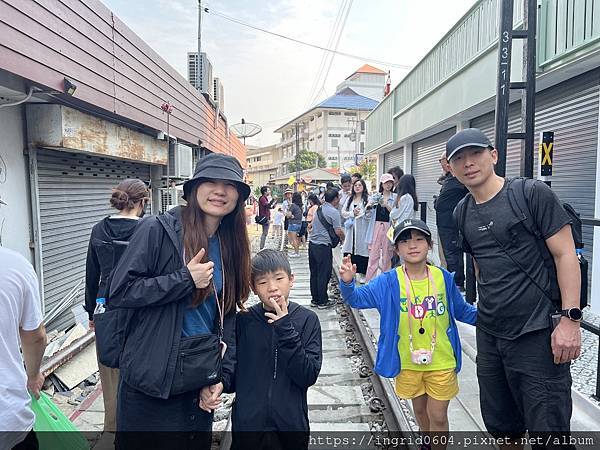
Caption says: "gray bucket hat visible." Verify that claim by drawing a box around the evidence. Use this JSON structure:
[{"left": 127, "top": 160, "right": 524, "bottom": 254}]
[{"left": 183, "top": 153, "right": 250, "bottom": 201}]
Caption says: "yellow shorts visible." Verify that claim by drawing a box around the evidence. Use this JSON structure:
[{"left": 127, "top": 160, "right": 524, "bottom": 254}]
[{"left": 395, "top": 369, "right": 459, "bottom": 401}]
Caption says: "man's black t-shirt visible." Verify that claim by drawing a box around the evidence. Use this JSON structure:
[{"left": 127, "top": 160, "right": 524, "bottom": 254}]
[{"left": 462, "top": 179, "right": 571, "bottom": 339}]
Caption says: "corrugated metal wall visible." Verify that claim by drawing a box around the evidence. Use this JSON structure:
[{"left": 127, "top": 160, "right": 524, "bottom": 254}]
[
  {"left": 412, "top": 128, "right": 456, "bottom": 262},
  {"left": 36, "top": 149, "right": 151, "bottom": 332},
  {"left": 383, "top": 147, "right": 404, "bottom": 172},
  {"left": 470, "top": 69, "right": 599, "bottom": 301},
  {"left": 470, "top": 102, "right": 526, "bottom": 178},
  {"left": 535, "top": 70, "right": 598, "bottom": 289}
]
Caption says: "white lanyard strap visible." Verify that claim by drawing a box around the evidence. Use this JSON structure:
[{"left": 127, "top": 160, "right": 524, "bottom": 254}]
[{"left": 402, "top": 265, "right": 438, "bottom": 352}]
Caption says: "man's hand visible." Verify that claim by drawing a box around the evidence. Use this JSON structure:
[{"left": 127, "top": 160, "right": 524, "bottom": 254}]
[
  {"left": 27, "top": 372, "right": 45, "bottom": 400},
  {"left": 199, "top": 382, "right": 223, "bottom": 412},
  {"left": 186, "top": 248, "right": 214, "bottom": 289},
  {"left": 264, "top": 297, "right": 288, "bottom": 324},
  {"left": 88, "top": 320, "right": 95, "bottom": 331},
  {"left": 551, "top": 318, "right": 581, "bottom": 364},
  {"left": 339, "top": 255, "right": 357, "bottom": 283}
]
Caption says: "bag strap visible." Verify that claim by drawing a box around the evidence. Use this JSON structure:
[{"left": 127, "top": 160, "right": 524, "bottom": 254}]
[
  {"left": 453, "top": 193, "right": 473, "bottom": 255},
  {"left": 506, "top": 178, "right": 541, "bottom": 239},
  {"left": 470, "top": 199, "right": 556, "bottom": 306},
  {"left": 316, "top": 206, "right": 334, "bottom": 233}
]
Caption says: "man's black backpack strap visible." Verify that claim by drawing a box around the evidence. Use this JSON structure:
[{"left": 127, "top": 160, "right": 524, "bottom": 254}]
[
  {"left": 452, "top": 194, "right": 474, "bottom": 255},
  {"left": 506, "top": 177, "right": 584, "bottom": 248},
  {"left": 316, "top": 206, "right": 340, "bottom": 248},
  {"left": 506, "top": 177, "right": 587, "bottom": 309}
]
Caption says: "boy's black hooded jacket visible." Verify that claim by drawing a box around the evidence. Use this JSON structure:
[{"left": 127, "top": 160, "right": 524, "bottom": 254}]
[
  {"left": 108, "top": 207, "right": 236, "bottom": 399},
  {"left": 232, "top": 301, "right": 322, "bottom": 432},
  {"left": 84, "top": 216, "right": 141, "bottom": 320}
]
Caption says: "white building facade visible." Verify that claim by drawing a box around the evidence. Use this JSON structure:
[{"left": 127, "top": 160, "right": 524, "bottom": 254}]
[{"left": 275, "top": 66, "right": 385, "bottom": 173}]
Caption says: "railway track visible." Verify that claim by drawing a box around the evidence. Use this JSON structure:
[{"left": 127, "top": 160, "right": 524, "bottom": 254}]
[{"left": 218, "top": 226, "right": 487, "bottom": 449}]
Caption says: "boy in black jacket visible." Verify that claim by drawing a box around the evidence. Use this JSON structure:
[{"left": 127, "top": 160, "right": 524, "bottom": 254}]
[{"left": 232, "top": 249, "right": 322, "bottom": 450}]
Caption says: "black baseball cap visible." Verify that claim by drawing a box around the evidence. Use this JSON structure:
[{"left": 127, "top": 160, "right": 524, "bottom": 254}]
[
  {"left": 392, "top": 218, "right": 431, "bottom": 243},
  {"left": 446, "top": 128, "right": 493, "bottom": 161}
]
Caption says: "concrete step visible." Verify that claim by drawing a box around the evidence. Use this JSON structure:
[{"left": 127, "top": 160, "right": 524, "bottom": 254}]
[
  {"left": 309, "top": 405, "right": 377, "bottom": 423},
  {"left": 309, "top": 385, "right": 364, "bottom": 408}
]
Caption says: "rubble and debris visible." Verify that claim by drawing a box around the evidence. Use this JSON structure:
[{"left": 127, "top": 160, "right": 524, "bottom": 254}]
[{"left": 54, "top": 342, "right": 98, "bottom": 390}]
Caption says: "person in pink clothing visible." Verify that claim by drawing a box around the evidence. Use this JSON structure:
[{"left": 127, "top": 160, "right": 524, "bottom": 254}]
[{"left": 365, "top": 173, "right": 397, "bottom": 282}]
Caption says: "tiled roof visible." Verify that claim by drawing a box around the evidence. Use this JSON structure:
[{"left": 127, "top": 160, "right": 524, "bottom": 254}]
[
  {"left": 355, "top": 64, "right": 386, "bottom": 75},
  {"left": 317, "top": 88, "right": 379, "bottom": 110}
]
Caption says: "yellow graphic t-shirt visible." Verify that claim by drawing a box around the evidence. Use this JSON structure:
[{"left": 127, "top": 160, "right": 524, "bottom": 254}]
[{"left": 396, "top": 265, "right": 456, "bottom": 372}]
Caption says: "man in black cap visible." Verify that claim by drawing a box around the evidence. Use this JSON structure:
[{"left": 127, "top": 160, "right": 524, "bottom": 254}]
[
  {"left": 434, "top": 150, "right": 468, "bottom": 289},
  {"left": 447, "top": 128, "right": 581, "bottom": 445}
]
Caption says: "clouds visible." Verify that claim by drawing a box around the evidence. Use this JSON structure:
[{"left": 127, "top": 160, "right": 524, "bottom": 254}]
[{"left": 102, "top": 0, "right": 476, "bottom": 146}]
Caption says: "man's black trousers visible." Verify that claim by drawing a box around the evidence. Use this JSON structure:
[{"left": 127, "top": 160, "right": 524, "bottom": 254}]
[
  {"left": 477, "top": 326, "right": 573, "bottom": 447},
  {"left": 437, "top": 225, "right": 465, "bottom": 287},
  {"left": 308, "top": 242, "right": 332, "bottom": 306}
]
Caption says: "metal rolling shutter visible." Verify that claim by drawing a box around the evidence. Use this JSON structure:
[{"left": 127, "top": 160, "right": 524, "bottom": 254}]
[
  {"left": 383, "top": 147, "right": 404, "bottom": 172},
  {"left": 470, "top": 69, "right": 598, "bottom": 300},
  {"left": 535, "top": 70, "right": 598, "bottom": 295},
  {"left": 36, "top": 149, "right": 151, "bottom": 332},
  {"left": 411, "top": 128, "right": 456, "bottom": 263},
  {"left": 470, "top": 102, "right": 525, "bottom": 178}
]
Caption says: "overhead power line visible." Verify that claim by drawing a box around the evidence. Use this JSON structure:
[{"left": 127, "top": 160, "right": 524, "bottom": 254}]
[
  {"left": 304, "top": 0, "right": 347, "bottom": 109},
  {"left": 203, "top": 7, "right": 412, "bottom": 70},
  {"left": 307, "top": 0, "right": 353, "bottom": 108}
]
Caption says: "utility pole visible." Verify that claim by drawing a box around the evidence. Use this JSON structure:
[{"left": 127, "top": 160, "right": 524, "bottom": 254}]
[
  {"left": 520, "top": 0, "right": 536, "bottom": 178},
  {"left": 197, "top": 0, "right": 202, "bottom": 91},
  {"left": 494, "top": 0, "right": 536, "bottom": 178},
  {"left": 295, "top": 122, "right": 300, "bottom": 192}
]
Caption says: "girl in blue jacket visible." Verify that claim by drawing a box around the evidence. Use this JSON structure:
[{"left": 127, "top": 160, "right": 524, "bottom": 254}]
[{"left": 339, "top": 218, "right": 476, "bottom": 445}]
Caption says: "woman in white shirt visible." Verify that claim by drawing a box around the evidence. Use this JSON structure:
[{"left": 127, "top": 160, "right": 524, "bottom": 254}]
[
  {"left": 390, "top": 174, "right": 419, "bottom": 225},
  {"left": 341, "top": 179, "right": 372, "bottom": 283},
  {"left": 389, "top": 174, "right": 419, "bottom": 267}
]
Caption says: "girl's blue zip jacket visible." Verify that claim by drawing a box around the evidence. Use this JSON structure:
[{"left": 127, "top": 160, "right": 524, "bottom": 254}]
[{"left": 339, "top": 266, "right": 477, "bottom": 378}]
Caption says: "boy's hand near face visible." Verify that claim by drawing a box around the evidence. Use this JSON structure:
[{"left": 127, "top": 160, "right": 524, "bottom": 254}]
[
  {"left": 339, "top": 255, "right": 357, "bottom": 283},
  {"left": 264, "top": 296, "right": 289, "bottom": 324}
]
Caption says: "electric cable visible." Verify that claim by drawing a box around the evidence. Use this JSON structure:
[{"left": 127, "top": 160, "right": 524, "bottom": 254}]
[
  {"left": 307, "top": 0, "right": 353, "bottom": 107},
  {"left": 303, "top": 0, "right": 347, "bottom": 109},
  {"left": 203, "top": 7, "right": 412, "bottom": 70}
]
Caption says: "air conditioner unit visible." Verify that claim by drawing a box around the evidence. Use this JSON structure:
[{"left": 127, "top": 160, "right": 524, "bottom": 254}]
[
  {"left": 165, "top": 144, "right": 193, "bottom": 178},
  {"left": 159, "top": 186, "right": 185, "bottom": 213}
]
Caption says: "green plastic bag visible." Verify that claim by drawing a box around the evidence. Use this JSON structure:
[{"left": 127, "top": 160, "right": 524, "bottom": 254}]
[{"left": 30, "top": 392, "right": 90, "bottom": 450}]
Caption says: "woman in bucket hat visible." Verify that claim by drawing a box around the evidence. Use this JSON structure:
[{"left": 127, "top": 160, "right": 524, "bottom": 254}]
[{"left": 109, "top": 153, "right": 251, "bottom": 449}]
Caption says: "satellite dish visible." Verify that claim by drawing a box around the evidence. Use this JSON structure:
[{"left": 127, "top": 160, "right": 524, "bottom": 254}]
[{"left": 229, "top": 118, "right": 262, "bottom": 144}]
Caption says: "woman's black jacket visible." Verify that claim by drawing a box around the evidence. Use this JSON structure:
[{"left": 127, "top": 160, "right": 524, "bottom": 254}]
[
  {"left": 109, "top": 207, "right": 236, "bottom": 399},
  {"left": 84, "top": 216, "right": 141, "bottom": 320}
]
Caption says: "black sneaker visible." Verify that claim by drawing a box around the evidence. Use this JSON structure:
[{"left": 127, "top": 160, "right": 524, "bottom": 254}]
[
  {"left": 317, "top": 301, "right": 336, "bottom": 310},
  {"left": 310, "top": 301, "right": 319, "bottom": 308}
]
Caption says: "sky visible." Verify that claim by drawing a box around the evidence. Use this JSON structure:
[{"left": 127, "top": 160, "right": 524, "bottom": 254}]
[{"left": 102, "top": 0, "right": 477, "bottom": 146}]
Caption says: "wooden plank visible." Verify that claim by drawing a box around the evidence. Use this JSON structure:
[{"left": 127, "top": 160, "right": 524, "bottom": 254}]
[
  {"left": 0, "top": 45, "right": 115, "bottom": 113},
  {"left": 0, "top": 21, "right": 115, "bottom": 98},
  {"left": 32, "top": 0, "right": 114, "bottom": 51},
  {"left": 0, "top": 0, "right": 244, "bottom": 160},
  {"left": 112, "top": 36, "right": 212, "bottom": 126},
  {"left": 54, "top": 0, "right": 114, "bottom": 39},
  {"left": 0, "top": 2, "right": 115, "bottom": 81}
]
